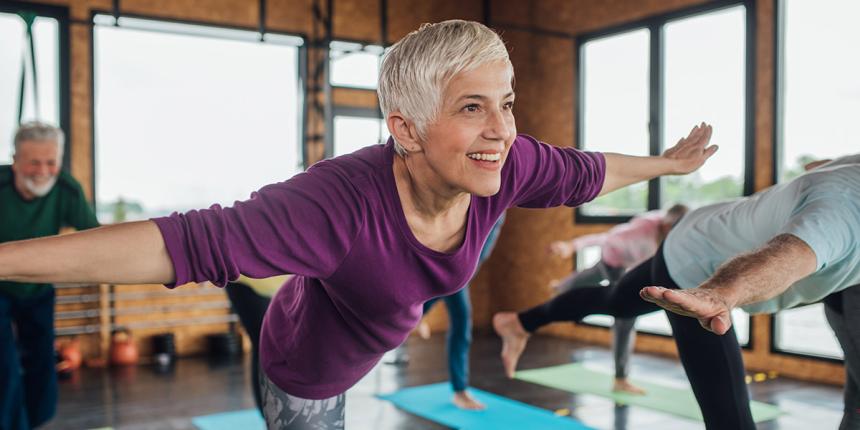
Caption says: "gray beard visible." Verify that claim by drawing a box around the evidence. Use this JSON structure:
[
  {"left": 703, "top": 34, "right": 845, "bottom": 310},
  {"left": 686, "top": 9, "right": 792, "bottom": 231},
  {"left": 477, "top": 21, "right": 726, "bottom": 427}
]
[{"left": 24, "top": 175, "right": 58, "bottom": 197}]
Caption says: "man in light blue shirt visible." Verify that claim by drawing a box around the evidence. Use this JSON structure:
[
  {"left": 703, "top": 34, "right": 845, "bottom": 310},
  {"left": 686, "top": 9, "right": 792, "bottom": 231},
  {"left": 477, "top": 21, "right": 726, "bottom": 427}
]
[
  {"left": 660, "top": 154, "right": 860, "bottom": 314},
  {"left": 644, "top": 154, "right": 860, "bottom": 429},
  {"left": 497, "top": 154, "right": 860, "bottom": 430}
]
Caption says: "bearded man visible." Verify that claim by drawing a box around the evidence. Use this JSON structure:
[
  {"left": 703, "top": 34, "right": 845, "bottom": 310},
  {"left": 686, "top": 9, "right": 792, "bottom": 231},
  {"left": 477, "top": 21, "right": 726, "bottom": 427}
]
[{"left": 0, "top": 122, "right": 99, "bottom": 430}]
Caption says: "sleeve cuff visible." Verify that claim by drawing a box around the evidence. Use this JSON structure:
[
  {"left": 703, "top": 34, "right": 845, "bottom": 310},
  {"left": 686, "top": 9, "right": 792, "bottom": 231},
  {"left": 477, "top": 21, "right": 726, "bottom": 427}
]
[{"left": 151, "top": 216, "right": 190, "bottom": 288}]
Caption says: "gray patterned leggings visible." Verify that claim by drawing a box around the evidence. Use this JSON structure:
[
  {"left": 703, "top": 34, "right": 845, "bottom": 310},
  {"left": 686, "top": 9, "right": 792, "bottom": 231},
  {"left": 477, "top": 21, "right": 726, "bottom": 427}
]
[{"left": 260, "top": 371, "right": 346, "bottom": 430}]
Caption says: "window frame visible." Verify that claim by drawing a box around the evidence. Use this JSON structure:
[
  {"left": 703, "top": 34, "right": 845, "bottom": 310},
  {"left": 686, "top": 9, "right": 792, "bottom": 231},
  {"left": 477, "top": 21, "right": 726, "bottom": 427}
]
[
  {"left": 329, "top": 106, "right": 386, "bottom": 158},
  {"left": 770, "top": 304, "right": 844, "bottom": 363},
  {"left": 1, "top": 1, "right": 71, "bottom": 172},
  {"left": 89, "top": 11, "right": 308, "bottom": 207},
  {"left": 770, "top": 0, "right": 847, "bottom": 363},
  {"left": 324, "top": 38, "right": 389, "bottom": 159},
  {"left": 328, "top": 38, "right": 385, "bottom": 91},
  {"left": 574, "top": 0, "right": 756, "bottom": 224}
]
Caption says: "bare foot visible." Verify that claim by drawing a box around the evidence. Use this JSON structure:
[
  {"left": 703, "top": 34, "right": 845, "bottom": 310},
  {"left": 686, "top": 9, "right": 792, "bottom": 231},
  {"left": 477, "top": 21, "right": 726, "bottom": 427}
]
[
  {"left": 613, "top": 378, "right": 646, "bottom": 395},
  {"left": 417, "top": 321, "right": 431, "bottom": 340},
  {"left": 492, "top": 312, "right": 530, "bottom": 378},
  {"left": 640, "top": 286, "right": 733, "bottom": 335},
  {"left": 452, "top": 390, "right": 485, "bottom": 410}
]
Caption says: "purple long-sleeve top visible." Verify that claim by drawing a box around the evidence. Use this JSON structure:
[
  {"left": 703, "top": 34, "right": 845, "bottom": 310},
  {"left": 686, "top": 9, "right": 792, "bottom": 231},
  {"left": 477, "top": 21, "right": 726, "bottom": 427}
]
[{"left": 153, "top": 134, "right": 605, "bottom": 399}]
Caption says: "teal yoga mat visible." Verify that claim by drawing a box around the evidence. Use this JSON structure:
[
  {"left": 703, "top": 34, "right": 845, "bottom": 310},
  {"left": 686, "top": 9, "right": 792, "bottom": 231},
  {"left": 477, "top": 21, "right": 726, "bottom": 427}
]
[
  {"left": 192, "top": 409, "right": 264, "bottom": 430},
  {"left": 379, "top": 382, "right": 595, "bottom": 430},
  {"left": 515, "top": 363, "right": 783, "bottom": 422}
]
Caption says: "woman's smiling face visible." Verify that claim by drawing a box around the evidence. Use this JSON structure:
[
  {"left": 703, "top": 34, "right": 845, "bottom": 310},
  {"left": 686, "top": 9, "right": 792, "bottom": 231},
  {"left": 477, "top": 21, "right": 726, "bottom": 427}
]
[{"left": 418, "top": 60, "right": 517, "bottom": 197}]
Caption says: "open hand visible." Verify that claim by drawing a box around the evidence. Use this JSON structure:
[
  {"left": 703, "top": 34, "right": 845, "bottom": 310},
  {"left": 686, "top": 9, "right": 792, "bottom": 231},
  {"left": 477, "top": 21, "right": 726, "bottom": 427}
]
[
  {"left": 662, "top": 122, "right": 717, "bottom": 175},
  {"left": 640, "top": 286, "right": 733, "bottom": 335}
]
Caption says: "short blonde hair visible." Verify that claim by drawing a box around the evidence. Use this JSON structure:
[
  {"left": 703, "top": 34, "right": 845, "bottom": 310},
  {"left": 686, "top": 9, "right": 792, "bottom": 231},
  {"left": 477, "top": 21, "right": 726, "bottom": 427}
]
[{"left": 378, "top": 20, "right": 512, "bottom": 155}]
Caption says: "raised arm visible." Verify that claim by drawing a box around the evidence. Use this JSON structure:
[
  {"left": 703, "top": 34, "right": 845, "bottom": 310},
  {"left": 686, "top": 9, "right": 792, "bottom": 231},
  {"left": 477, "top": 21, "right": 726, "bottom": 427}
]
[
  {"left": 0, "top": 221, "right": 175, "bottom": 285},
  {"left": 599, "top": 123, "right": 716, "bottom": 196},
  {"left": 640, "top": 234, "right": 817, "bottom": 334}
]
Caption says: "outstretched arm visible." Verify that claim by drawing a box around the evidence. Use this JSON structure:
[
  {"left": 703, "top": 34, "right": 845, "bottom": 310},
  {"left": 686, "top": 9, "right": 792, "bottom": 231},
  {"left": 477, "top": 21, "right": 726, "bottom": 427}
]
[
  {"left": 600, "top": 123, "right": 716, "bottom": 196},
  {"left": 640, "top": 234, "right": 817, "bottom": 334},
  {"left": 0, "top": 221, "right": 175, "bottom": 285},
  {"left": 549, "top": 232, "right": 606, "bottom": 258}
]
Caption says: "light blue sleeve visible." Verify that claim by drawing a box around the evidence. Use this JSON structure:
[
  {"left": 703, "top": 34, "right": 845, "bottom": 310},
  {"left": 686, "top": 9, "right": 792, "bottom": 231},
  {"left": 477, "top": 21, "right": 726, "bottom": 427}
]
[{"left": 778, "top": 196, "right": 856, "bottom": 271}]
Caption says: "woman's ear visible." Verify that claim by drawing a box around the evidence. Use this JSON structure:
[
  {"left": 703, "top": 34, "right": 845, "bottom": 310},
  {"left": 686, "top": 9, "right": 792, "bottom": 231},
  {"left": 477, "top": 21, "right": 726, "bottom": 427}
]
[{"left": 387, "top": 112, "right": 423, "bottom": 153}]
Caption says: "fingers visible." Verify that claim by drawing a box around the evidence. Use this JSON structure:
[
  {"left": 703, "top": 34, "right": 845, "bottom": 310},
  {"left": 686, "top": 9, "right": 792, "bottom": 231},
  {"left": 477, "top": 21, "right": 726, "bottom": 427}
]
[
  {"left": 674, "top": 123, "right": 712, "bottom": 155},
  {"left": 702, "top": 123, "right": 713, "bottom": 143},
  {"left": 639, "top": 286, "right": 665, "bottom": 303},
  {"left": 641, "top": 287, "right": 713, "bottom": 318},
  {"left": 700, "top": 312, "right": 732, "bottom": 335},
  {"left": 670, "top": 289, "right": 730, "bottom": 319},
  {"left": 640, "top": 287, "right": 690, "bottom": 316},
  {"left": 709, "top": 313, "right": 732, "bottom": 335},
  {"left": 703, "top": 144, "right": 719, "bottom": 159},
  {"left": 687, "top": 123, "right": 712, "bottom": 149},
  {"left": 643, "top": 286, "right": 733, "bottom": 336}
]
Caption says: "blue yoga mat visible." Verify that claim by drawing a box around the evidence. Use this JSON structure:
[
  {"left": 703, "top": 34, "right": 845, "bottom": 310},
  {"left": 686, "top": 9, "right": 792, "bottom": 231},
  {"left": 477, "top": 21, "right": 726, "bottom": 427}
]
[
  {"left": 378, "top": 383, "right": 595, "bottom": 430},
  {"left": 192, "top": 409, "right": 264, "bottom": 430}
]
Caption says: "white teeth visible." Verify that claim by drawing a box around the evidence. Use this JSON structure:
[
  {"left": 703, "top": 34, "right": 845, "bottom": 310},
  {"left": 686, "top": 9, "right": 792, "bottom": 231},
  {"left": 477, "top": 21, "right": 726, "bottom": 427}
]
[{"left": 467, "top": 153, "right": 501, "bottom": 162}]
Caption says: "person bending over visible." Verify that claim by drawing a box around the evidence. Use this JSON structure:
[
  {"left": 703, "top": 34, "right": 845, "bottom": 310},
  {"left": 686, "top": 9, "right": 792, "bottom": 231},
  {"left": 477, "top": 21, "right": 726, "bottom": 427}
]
[
  {"left": 494, "top": 154, "right": 860, "bottom": 430},
  {"left": 541, "top": 204, "right": 687, "bottom": 394}
]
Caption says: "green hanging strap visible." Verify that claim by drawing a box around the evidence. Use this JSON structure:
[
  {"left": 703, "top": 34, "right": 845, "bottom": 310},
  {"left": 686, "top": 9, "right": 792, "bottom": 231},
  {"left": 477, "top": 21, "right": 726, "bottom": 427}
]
[{"left": 16, "top": 11, "right": 39, "bottom": 123}]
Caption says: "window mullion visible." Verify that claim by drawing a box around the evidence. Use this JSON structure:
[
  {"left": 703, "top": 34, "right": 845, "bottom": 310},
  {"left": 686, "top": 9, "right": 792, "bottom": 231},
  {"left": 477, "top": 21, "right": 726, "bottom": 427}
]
[{"left": 648, "top": 24, "right": 664, "bottom": 210}]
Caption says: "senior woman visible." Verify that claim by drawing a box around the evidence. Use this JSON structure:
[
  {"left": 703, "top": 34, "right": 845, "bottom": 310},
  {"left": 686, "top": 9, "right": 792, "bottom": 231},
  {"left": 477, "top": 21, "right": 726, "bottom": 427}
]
[{"left": 0, "top": 20, "right": 714, "bottom": 429}]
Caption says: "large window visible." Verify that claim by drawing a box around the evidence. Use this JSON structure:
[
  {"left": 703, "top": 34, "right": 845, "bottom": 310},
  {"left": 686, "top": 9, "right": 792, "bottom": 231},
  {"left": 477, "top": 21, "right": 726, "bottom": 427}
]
[
  {"left": 776, "top": 0, "right": 859, "bottom": 181},
  {"left": 93, "top": 15, "right": 304, "bottom": 223},
  {"left": 333, "top": 110, "right": 389, "bottom": 157},
  {"left": 329, "top": 41, "right": 383, "bottom": 90},
  {"left": 661, "top": 7, "right": 747, "bottom": 208},
  {"left": 772, "top": 0, "right": 858, "bottom": 360},
  {"left": 579, "top": 29, "right": 650, "bottom": 216},
  {"left": 327, "top": 41, "right": 388, "bottom": 158},
  {"left": 775, "top": 304, "right": 842, "bottom": 359},
  {"left": 0, "top": 6, "right": 64, "bottom": 165},
  {"left": 577, "top": 3, "right": 751, "bottom": 221}
]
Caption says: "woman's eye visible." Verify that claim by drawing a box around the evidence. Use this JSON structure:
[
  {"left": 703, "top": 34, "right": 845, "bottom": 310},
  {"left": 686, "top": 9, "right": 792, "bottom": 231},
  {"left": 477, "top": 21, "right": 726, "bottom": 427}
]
[
  {"left": 463, "top": 104, "right": 480, "bottom": 113},
  {"left": 503, "top": 101, "right": 514, "bottom": 110}
]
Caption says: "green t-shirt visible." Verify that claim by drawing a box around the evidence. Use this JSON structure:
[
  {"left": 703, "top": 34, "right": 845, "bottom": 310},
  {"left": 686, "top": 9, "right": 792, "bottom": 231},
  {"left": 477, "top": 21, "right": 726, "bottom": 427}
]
[{"left": 0, "top": 165, "right": 100, "bottom": 298}]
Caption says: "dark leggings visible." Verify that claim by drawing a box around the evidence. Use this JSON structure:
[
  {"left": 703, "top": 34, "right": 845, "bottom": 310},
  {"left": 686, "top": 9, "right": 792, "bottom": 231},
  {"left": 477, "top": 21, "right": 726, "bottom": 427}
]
[
  {"left": 519, "top": 247, "right": 755, "bottom": 430},
  {"left": 225, "top": 282, "right": 272, "bottom": 414}
]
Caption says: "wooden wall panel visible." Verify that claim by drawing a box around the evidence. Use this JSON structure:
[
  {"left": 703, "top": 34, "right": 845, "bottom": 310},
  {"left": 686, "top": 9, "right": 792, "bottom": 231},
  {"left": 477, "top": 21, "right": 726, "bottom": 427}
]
[
  {"left": 110, "top": 283, "right": 234, "bottom": 358},
  {"left": 55, "top": 284, "right": 103, "bottom": 358},
  {"left": 494, "top": 0, "right": 708, "bottom": 36},
  {"left": 480, "top": 29, "right": 581, "bottom": 317},
  {"left": 118, "top": 0, "right": 258, "bottom": 29},
  {"left": 266, "top": 0, "right": 315, "bottom": 35},
  {"left": 386, "top": 0, "right": 483, "bottom": 42},
  {"left": 333, "top": 0, "right": 381, "bottom": 41},
  {"left": 754, "top": 0, "right": 775, "bottom": 191},
  {"left": 487, "top": 0, "right": 530, "bottom": 27},
  {"left": 128, "top": 323, "right": 234, "bottom": 358},
  {"left": 332, "top": 88, "right": 378, "bottom": 108},
  {"left": 69, "top": 22, "right": 93, "bottom": 198}
]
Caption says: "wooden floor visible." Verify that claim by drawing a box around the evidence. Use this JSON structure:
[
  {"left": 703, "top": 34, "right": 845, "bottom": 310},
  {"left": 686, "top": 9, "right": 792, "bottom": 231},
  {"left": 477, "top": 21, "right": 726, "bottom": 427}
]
[{"left": 43, "top": 332, "right": 845, "bottom": 429}]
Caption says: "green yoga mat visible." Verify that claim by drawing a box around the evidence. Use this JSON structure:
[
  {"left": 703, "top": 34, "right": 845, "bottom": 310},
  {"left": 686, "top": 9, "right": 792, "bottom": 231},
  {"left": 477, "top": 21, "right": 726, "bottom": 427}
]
[{"left": 515, "top": 363, "right": 783, "bottom": 423}]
